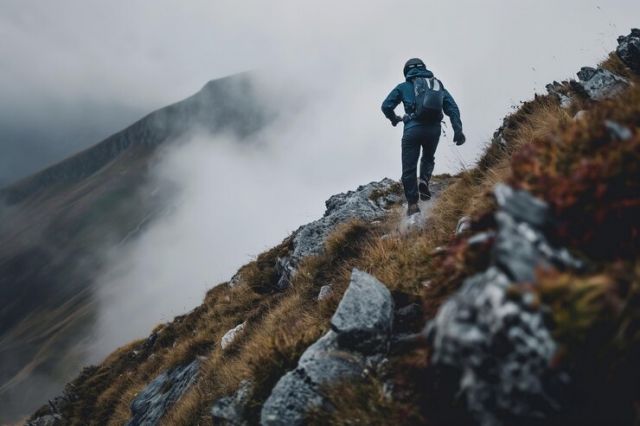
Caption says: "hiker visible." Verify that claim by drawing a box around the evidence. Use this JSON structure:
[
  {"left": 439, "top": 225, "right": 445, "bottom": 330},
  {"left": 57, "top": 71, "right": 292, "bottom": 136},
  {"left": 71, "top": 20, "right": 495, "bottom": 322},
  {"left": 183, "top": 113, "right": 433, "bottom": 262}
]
[{"left": 381, "top": 58, "right": 465, "bottom": 216}]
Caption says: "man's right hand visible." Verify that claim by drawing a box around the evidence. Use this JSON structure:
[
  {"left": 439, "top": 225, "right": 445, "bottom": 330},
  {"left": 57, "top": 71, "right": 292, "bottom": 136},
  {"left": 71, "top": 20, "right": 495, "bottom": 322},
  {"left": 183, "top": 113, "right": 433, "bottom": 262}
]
[{"left": 454, "top": 131, "right": 466, "bottom": 146}]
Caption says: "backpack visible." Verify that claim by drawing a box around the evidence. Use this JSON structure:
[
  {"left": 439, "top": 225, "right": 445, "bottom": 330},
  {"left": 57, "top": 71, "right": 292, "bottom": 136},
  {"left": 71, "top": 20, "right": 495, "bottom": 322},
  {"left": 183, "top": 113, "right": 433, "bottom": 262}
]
[{"left": 412, "top": 77, "right": 444, "bottom": 122}]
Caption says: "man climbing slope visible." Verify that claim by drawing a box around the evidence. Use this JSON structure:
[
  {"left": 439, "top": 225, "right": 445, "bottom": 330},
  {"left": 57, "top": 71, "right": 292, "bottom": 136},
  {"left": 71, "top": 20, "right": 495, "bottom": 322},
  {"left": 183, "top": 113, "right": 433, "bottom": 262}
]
[{"left": 381, "top": 58, "right": 465, "bottom": 216}]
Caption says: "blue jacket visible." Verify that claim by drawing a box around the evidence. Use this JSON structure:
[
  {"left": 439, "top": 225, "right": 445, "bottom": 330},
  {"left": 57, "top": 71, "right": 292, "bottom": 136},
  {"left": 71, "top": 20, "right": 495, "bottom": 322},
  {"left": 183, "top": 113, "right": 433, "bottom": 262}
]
[{"left": 381, "top": 68, "right": 463, "bottom": 132}]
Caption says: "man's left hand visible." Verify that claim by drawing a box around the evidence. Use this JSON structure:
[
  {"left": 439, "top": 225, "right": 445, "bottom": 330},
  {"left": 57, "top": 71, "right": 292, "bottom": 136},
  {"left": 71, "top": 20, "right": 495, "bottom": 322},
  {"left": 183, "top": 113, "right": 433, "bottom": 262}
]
[{"left": 454, "top": 131, "right": 466, "bottom": 146}]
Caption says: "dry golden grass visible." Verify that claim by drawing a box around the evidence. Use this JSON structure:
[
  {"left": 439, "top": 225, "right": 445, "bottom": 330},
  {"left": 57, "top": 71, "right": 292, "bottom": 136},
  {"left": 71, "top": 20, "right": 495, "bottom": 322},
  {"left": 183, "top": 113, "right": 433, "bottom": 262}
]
[
  {"left": 36, "top": 51, "right": 640, "bottom": 426},
  {"left": 56, "top": 92, "right": 567, "bottom": 425},
  {"left": 599, "top": 52, "right": 635, "bottom": 80}
]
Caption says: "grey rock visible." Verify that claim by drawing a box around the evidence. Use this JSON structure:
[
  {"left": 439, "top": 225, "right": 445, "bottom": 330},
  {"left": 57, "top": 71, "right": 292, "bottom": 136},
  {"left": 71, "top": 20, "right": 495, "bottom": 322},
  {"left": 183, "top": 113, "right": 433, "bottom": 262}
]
[
  {"left": 492, "top": 124, "right": 508, "bottom": 148},
  {"left": 605, "top": 120, "right": 633, "bottom": 141},
  {"left": 616, "top": 28, "right": 640, "bottom": 74},
  {"left": 275, "top": 179, "right": 398, "bottom": 290},
  {"left": 221, "top": 322, "right": 247, "bottom": 350},
  {"left": 545, "top": 81, "right": 572, "bottom": 108},
  {"left": 229, "top": 272, "right": 243, "bottom": 288},
  {"left": 261, "top": 370, "right": 326, "bottom": 426},
  {"left": 427, "top": 185, "right": 582, "bottom": 425},
  {"left": 428, "top": 267, "right": 559, "bottom": 426},
  {"left": 298, "top": 331, "right": 366, "bottom": 384},
  {"left": 271, "top": 256, "right": 294, "bottom": 290},
  {"left": 211, "top": 380, "right": 253, "bottom": 426},
  {"left": 27, "top": 415, "right": 63, "bottom": 426},
  {"left": 317, "top": 284, "right": 333, "bottom": 301},
  {"left": 456, "top": 216, "right": 472, "bottom": 235},
  {"left": 468, "top": 231, "right": 495, "bottom": 246},
  {"left": 576, "top": 66, "right": 598, "bottom": 81},
  {"left": 261, "top": 270, "right": 394, "bottom": 425},
  {"left": 572, "top": 66, "right": 629, "bottom": 101},
  {"left": 331, "top": 269, "right": 394, "bottom": 354},
  {"left": 493, "top": 211, "right": 552, "bottom": 283},
  {"left": 573, "top": 110, "right": 588, "bottom": 121},
  {"left": 127, "top": 360, "right": 200, "bottom": 426},
  {"left": 494, "top": 183, "right": 549, "bottom": 229},
  {"left": 293, "top": 179, "right": 396, "bottom": 261}
]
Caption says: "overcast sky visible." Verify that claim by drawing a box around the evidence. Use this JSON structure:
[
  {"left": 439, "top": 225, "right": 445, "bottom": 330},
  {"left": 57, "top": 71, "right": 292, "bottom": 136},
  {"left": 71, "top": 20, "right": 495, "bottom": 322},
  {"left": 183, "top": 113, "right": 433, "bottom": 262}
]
[{"left": 2, "top": 0, "right": 639, "bottom": 358}]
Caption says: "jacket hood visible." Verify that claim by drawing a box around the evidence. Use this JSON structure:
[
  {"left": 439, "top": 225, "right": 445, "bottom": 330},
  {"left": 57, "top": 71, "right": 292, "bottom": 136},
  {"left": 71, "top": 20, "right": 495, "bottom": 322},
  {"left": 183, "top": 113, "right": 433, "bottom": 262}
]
[{"left": 405, "top": 68, "right": 434, "bottom": 81}]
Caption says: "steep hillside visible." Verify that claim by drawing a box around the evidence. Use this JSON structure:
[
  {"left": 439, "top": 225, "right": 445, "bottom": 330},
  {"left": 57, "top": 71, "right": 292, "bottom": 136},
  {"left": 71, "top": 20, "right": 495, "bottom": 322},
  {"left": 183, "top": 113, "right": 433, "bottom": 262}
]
[
  {"left": 0, "top": 73, "right": 274, "bottom": 422},
  {"left": 28, "top": 30, "right": 640, "bottom": 425}
]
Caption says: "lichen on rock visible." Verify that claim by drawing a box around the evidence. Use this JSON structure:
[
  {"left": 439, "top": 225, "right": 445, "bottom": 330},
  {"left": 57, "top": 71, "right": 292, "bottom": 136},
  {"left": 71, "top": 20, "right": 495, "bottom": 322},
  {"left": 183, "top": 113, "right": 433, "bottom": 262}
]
[{"left": 426, "top": 185, "right": 580, "bottom": 426}]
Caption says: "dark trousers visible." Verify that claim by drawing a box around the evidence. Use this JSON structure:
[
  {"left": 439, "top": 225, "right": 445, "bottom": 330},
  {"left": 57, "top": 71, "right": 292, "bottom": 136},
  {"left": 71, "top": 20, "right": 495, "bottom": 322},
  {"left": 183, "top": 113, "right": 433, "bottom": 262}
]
[{"left": 401, "top": 124, "right": 441, "bottom": 204}]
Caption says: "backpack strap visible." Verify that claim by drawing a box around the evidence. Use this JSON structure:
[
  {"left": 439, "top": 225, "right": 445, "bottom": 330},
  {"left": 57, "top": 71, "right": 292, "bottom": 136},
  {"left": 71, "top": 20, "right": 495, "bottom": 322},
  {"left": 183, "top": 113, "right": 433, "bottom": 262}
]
[{"left": 427, "top": 78, "right": 441, "bottom": 91}]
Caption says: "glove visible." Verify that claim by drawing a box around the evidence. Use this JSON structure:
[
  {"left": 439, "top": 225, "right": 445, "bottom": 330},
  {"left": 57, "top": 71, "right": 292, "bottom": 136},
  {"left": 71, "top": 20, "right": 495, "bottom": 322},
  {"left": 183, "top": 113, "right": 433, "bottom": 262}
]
[
  {"left": 391, "top": 115, "right": 403, "bottom": 127},
  {"left": 454, "top": 131, "right": 466, "bottom": 146}
]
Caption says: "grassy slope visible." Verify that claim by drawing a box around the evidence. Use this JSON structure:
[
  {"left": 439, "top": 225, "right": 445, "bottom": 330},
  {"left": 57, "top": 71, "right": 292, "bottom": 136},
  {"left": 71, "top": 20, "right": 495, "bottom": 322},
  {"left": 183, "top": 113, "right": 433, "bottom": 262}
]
[{"left": 38, "top": 54, "right": 640, "bottom": 425}]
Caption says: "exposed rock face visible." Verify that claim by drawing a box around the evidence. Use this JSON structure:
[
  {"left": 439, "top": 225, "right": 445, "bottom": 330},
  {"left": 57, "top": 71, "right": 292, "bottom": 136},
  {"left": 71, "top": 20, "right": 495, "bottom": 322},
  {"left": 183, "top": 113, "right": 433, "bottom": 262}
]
[
  {"left": 571, "top": 66, "right": 629, "bottom": 101},
  {"left": 617, "top": 28, "right": 640, "bottom": 74},
  {"left": 221, "top": 322, "right": 247, "bottom": 350},
  {"left": 427, "top": 184, "right": 581, "bottom": 426},
  {"left": 211, "top": 380, "right": 253, "bottom": 426},
  {"left": 260, "top": 269, "right": 394, "bottom": 425},
  {"left": 275, "top": 179, "right": 401, "bottom": 290},
  {"left": 126, "top": 360, "right": 200, "bottom": 426}
]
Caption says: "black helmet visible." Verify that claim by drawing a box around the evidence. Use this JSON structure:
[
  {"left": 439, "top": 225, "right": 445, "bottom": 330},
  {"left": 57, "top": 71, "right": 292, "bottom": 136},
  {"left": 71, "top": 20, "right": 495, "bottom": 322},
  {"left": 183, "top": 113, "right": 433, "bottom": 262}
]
[{"left": 403, "top": 58, "right": 426, "bottom": 77}]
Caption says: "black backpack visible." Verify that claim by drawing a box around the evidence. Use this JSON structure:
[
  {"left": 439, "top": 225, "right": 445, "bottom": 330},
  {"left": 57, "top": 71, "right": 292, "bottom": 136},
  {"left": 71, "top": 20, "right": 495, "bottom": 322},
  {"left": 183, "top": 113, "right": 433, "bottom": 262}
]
[{"left": 413, "top": 77, "right": 444, "bottom": 122}]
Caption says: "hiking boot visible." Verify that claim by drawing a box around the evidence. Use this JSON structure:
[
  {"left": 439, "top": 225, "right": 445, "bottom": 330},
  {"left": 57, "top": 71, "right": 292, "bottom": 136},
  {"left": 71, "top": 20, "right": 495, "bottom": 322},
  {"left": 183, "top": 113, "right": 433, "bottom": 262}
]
[
  {"left": 407, "top": 203, "right": 421, "bottom": 217},
  {"left": 419, "top": 178, "right": 431, "bottom": 201}
]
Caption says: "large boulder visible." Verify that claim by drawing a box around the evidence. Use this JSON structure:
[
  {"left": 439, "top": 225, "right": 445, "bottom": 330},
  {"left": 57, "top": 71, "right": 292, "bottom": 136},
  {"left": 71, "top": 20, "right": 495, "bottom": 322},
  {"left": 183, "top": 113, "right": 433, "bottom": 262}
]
[
  {"left": 427, "top": 185, "right": 581, "bottom": 426},
  {"left": 260, "top": 269, "right": 394, "bottom": 425},
  {"left": 331, "top": 269, "right": 394, "bottom": 354},
  {"left": 616, "top": 28, "right": 640, "bottom": 74},
  {"left": 126, "top": 360, "right": 200, "bottom": 426},
  {"left": 571, "top": 66, "right": 629, "bottom": 101}
]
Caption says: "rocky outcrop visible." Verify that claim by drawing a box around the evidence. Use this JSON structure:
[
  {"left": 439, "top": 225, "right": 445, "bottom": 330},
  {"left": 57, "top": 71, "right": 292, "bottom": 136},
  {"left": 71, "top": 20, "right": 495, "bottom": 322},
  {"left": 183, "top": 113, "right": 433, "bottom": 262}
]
[
  {"left": 617, "top": 29, "right": 640, "bottom": 74},
  {"left": 426, "top": 184, "right": 582, "bottom": 426},
  {"left": 571, "top": 66, "right": 629, "bottom": 101},
  {"left": 260, "top": 269, "right": 394, "bottom": 425},
  {"left": 273, "top": 179, "right": 401, "bottom": 290},
  {"left": 126, "top": 360, "right": 200, "bottom": 426},
  {"left": 211, "top": 380, "right": 253, "bottom": 426}
]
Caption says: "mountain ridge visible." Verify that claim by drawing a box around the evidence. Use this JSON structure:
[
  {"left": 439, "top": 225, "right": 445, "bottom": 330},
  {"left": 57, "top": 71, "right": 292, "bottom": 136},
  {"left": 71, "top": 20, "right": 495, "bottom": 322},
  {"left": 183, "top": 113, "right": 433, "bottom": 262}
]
[{"left": 0, "top": 71, "right": 274, "bottom": 422}]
